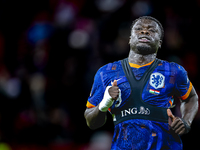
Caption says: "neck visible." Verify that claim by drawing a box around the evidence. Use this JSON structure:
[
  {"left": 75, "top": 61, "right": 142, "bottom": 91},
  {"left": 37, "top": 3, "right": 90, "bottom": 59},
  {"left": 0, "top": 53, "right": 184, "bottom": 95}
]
[{"left": 128, "top": 50, "right": 157, "bottom": 66}]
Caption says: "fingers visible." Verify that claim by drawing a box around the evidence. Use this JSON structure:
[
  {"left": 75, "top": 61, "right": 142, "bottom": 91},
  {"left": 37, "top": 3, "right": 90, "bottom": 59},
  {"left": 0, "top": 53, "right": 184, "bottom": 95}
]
[
  {"left": 109, "top": 80, "right": 119, "bottom": 100},
  {"left": 167, "top": 109, "right": 175, "bottom": 122},
  {"left": 112, "top": 80, "right": 117, "bottom": 86},
  {"left": 109, "top": 87, "right": 119, "bottom": 100},
  {"left": 175, "top": 124, "right": 185, "bottom": 135},
  {"left": 167, "top": 109, "right": 186, "bottom": 135},
  {"left": 170, "top": 118, "right": 186, "bottom": 135}
]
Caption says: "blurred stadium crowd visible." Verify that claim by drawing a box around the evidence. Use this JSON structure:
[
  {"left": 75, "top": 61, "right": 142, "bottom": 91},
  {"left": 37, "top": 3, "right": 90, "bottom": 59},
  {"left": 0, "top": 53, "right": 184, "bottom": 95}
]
[{"left": 0, "top": 0, "right": 199, "bottom": 149}]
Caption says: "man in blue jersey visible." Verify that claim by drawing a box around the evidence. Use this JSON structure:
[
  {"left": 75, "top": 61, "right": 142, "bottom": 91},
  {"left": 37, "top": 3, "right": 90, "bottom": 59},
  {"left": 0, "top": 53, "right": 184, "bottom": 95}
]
[{"left": 84, "top": 16, "right": 198, "bottom": 150}]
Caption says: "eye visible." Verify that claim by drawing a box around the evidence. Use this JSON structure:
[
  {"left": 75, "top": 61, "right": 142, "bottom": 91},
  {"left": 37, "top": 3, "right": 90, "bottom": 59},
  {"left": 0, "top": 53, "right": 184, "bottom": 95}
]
[
  {"left": 149, "top": 29, "right": 156, "bottom": 32},
  {"left": 135, "top": 27, "right": 142, "bottom": 30}
]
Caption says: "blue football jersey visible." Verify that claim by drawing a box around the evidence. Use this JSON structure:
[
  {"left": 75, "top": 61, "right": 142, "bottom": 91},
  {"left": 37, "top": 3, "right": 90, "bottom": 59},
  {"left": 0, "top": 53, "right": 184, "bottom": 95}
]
[{"left": 86, "top": 59, "right": 192, "bottom": 150}]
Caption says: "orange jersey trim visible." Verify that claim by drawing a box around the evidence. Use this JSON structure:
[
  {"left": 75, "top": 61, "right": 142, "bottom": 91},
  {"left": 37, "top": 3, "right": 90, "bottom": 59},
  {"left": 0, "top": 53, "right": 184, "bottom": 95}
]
[
  {"left": 169, "top": 100, "right": 173, "bottom": 106},
  {"left": 181, "top": 82, "right": 193, "bottom": 100},
  {"left": 129, "top": 60, "right": 155, "bottom": 68},
  {"left": 86, "top": 101, "right": 111, "bottom": 111},
  {"left": 86, "top": 101, "right": 96, "bottom": 108}
]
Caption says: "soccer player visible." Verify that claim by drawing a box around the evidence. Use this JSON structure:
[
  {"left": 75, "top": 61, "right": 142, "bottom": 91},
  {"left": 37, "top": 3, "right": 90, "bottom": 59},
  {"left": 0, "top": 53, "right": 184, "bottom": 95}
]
[{"left": 84, "top": 16, "right": 198, "bottom": 149}]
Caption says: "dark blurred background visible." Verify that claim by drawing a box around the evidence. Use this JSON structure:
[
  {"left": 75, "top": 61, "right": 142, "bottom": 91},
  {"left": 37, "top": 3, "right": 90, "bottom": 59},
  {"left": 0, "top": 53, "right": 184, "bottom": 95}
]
[{"left": 0, "top": 0, "right": 199, "bottom": 149}]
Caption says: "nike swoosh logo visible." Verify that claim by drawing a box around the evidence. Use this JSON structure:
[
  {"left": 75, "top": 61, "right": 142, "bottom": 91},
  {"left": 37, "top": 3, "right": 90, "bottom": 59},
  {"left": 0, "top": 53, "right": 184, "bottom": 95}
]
[{"left": 111, "top": 78, "right": 123, "bottom": 85}]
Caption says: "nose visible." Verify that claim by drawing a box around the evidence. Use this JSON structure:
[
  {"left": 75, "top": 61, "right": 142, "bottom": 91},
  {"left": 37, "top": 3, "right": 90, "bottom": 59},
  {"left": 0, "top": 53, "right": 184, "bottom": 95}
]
[{"left": 141, "top": 30, "right": 149, "bottom": 35}]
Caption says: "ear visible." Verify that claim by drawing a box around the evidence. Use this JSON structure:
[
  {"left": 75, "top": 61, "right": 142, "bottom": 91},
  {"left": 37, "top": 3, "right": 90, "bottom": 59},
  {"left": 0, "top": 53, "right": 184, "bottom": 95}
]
[
  {"left": 129, "top": 35, "right": 132, "bottom": 44},
  {"left": 159, "top": 40, "right": 162, "bottom": 48}
]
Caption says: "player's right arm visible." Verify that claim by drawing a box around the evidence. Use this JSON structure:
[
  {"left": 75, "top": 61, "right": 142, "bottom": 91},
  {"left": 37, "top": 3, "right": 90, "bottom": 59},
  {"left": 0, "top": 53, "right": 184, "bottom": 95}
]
[
  {"left": 84, "top": 105, "right": 107, "bottom": 130},
  {"left": 84, "top": 80, "right": 119, "bottom": 130}
]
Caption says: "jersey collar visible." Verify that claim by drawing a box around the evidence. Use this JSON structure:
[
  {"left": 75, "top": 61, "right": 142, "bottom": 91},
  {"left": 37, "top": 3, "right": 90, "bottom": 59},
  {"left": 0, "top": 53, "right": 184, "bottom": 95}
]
[{"left": 129, "top": 60, "right": 155, "bottom": 68}]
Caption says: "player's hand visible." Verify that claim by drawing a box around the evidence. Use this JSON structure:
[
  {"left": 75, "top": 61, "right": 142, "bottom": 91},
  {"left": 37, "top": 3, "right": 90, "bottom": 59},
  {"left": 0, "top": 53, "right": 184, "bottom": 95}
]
[
  {"left": 99, "top": 80, "right": 120, "bottom": 112},
  {"left": 108, "top": 80, "right": 119, "bottom": 100},
  {"left": 167, "top": 109, "right": 191, "bottom": 135}
]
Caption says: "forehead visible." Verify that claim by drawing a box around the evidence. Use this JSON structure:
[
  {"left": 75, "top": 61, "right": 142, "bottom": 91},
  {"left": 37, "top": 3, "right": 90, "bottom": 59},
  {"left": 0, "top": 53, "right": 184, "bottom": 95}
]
[{"left": 134, "top": 19, "right": 158, "bottom": 28}]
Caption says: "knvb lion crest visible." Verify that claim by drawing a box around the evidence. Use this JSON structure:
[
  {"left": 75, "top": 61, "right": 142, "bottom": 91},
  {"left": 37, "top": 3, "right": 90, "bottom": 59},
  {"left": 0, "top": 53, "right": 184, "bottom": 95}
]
[{"left": 150, "top": 72, "right": 165, "bottom": 89}]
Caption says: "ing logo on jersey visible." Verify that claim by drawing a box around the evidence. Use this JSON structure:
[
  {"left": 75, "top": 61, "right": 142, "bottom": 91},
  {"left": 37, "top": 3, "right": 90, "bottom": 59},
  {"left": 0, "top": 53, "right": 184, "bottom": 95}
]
[{"left": 149, "top": 72, "right": 165, "bottom": 89}]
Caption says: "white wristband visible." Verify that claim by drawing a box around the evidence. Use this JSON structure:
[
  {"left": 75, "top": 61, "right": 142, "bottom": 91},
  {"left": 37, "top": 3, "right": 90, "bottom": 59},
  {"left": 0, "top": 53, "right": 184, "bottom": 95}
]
[{"left": 99, "top": 86, "right": 114, "bottom": 112}]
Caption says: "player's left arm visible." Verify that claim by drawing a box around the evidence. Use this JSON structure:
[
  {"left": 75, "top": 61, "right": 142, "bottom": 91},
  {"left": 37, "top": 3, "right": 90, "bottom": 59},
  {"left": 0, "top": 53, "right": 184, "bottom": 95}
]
[
  {"left": 168, "top": 86, "right": 198, "bottom": 135},
  {"left": 180, "top": 86, "right": 198, "bottom": 126},
  {"left": 168, "top": 63, "right": 199, "bottom": 135}
]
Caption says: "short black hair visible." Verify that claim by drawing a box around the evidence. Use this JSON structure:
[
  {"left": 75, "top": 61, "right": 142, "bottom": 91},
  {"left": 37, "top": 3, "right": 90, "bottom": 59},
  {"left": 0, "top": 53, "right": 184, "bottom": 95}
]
[{"left": 131, "top": 16, "right": 164, "bottom": 41}]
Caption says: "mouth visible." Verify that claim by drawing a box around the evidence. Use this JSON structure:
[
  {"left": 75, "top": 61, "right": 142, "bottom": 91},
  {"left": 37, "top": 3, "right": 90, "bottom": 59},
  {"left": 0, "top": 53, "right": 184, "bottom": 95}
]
[{"left": 138, "top": 37, "right": 151, "bottom": 43}]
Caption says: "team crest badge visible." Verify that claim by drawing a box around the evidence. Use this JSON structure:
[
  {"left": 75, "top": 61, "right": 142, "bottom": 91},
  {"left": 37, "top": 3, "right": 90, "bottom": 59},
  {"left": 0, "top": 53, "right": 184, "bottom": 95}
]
[{"left": 149, "top": 72, "right": 165, "bottom": 89}]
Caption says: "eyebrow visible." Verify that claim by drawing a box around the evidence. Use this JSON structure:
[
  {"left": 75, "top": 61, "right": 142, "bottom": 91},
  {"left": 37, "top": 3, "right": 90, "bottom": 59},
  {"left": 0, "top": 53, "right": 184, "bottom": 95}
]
[{"left": 134, "top": 24, "right": 156, "bottom": 28}]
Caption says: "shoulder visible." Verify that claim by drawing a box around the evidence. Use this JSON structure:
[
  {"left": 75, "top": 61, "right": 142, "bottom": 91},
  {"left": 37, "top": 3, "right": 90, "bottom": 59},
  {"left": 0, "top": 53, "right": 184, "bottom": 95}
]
[
  {"left": 158, "top": 59, "right": 186, "bottom": 74},
  {"left": 158, "top": 59, "right": 180, "bottom": 67},
  {"left": 94, "top": 60, "right": 123, "bottom": 87},
  {"left": 96, "top": 60, "right": 122, "bottom": 75}
]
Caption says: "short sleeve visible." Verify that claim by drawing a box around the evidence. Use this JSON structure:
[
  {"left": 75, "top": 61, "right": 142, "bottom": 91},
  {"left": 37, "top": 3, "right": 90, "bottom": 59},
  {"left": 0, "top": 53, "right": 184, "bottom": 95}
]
[
  {"left": 174, "top": 64, "right": 193, "bottom": 100},
  {"left": 86, "top": 68, "right": 105, "bottom": 108}
]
